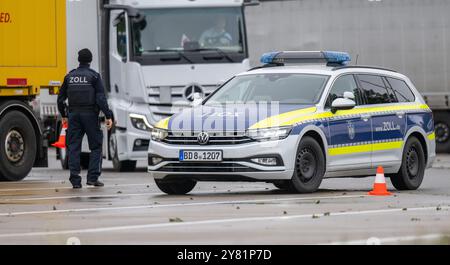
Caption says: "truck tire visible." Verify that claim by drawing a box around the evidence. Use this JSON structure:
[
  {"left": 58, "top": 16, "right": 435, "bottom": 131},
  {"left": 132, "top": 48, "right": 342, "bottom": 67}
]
[
  {"left": 155, "top": 179, "right": 197, "bottom": 195},
  {"left": 434, "top": 111, "right": 450, "bottom": 153},
  {"left": 289, "top": 136, "right": 325, "bottom": 193},
  {"left": 389, "top": 136, "right": 425, "bottom": 190},
  {"left": 109, "top": 131, "right": 137, "bottom": 172},
  {"left": 0, "top": 111, "right": 37, "bottom": 181}
]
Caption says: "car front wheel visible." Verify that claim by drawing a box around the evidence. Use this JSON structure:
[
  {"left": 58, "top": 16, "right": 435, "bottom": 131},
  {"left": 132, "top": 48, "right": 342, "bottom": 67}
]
[
  {"left": 289, "top": 136, "right": 325, "bottom": 193},
  {"left": 155, "top": 179, "right": 197, "bottom": 195}
]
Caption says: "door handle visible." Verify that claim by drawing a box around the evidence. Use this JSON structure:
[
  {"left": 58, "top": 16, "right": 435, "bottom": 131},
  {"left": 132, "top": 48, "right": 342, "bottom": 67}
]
[
  {"left": 396, "top": 111, "right": 405, "bottom": 118},
  {"left": 361, "top": 114, "right": 371, "bottom": 122}
]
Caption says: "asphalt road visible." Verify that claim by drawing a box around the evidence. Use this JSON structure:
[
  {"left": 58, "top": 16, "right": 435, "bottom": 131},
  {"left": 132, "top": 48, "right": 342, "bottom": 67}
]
[{"left": 0, "top": 149, "right": 449, "bottom": 245}]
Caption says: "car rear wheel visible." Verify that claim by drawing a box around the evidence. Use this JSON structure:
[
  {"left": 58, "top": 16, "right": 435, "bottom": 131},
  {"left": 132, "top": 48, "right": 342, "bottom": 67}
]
[
  {"left": 389, "top": 136, "right": 425, "bottom": 190},
  {"left": 289, "top": 136, "right": 325, "bottom": 193},
  {"left": 155, "top": 179, "right": 197, "bottom": 195}
]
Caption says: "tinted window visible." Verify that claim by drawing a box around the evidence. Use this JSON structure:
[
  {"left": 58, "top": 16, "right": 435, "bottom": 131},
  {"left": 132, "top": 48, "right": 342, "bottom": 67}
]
[
  {"left": 386, "top": 77, "right": 415, "bottom": 102},
  {"left": 326, "top": 75, "right": 362, "bottom": 107},
  {"left": 357, "top": 75, "right": 391, "bottom": 105},
  {"left": 116, "top": 15, "right": 127, "bottom": 58},
  {"left": 204, "top": 73, "right": 329, "bottom": 104}
]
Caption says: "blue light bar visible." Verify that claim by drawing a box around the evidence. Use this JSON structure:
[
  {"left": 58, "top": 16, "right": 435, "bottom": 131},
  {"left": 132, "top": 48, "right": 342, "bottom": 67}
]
[{"left": 260, "top": 51, "right": 351, "bottom": 66}]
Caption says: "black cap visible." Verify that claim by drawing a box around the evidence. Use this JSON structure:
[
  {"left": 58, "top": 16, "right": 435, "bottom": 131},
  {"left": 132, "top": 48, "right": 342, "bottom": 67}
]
[{"left": 78, "top": 48, "right": 93, "bottom": 64}]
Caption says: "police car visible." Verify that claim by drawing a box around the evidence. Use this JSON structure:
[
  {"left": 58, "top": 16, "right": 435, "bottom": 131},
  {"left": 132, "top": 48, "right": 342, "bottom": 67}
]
[{"left": 148, "top": 51, "right": 436, "bottom": 195}]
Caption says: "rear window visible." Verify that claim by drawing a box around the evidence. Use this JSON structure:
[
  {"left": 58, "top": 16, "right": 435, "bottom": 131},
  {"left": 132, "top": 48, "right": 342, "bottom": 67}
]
[
  {"left": 357, "top": 74, "right": 392, "bottom": 105},
  {"left": 386, "top": 77, "right": 415, "bottom": 102}
]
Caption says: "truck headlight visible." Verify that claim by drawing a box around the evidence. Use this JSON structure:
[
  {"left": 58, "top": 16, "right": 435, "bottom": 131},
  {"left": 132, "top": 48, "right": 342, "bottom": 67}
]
[
  {"left": 130, "top": 114, "right": 153, "bottom": 132},
  {"left": 246, "top": 126, "right": 292, "bottom": 141},
  {"left": 151, "top": 128, "right": 168, "bottom": 142}
]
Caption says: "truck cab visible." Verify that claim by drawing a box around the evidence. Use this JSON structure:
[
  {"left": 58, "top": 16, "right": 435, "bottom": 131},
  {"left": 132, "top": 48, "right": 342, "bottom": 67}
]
[{"left": 51, "top": 0, "right": 255, "bottom": 171}]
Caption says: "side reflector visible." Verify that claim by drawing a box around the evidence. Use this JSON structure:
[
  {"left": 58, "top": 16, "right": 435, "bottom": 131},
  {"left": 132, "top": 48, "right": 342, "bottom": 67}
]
[{"left": 7, "top": 78, "right": 27, "bottom": 86}]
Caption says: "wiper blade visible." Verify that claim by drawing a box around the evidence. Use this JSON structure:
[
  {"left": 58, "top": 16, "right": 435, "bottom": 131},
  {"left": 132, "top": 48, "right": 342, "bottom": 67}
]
[
  {"left": 194, "top": 48, "right": 234, "bottom": 62},
  {"left": 144, "top": 49, "right": 193, "bottom": 64}
]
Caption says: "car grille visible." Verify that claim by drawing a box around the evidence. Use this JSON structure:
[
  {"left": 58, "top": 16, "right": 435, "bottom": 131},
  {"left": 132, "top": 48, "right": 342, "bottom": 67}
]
[
  {"left": 157, "top": 162, "right": 259, "bottom": 172},
  {"left": 162, "top": 131, "right": 254, "bottom": 145}
]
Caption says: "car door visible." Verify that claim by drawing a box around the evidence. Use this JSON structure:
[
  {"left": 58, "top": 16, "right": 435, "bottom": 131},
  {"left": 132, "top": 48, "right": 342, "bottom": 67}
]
[
  {"left": 109, "top": 11, "right": 129, "bottom": 100},
  {"left": 356, "top": 74, "right": 406, "bottom": 169},
  {"left": 326, "top": 74, "right": 372, "bottom": 171}
]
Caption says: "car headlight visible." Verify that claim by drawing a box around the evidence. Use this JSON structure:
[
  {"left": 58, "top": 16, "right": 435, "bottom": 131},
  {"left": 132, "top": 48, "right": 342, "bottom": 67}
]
[
  {"left": 246, "top": 126, "right": 292, "bottom": 141},
  {"left": 130, "top": 114, "right": 153, "bottom": 132},
  {"left": 151, "top": 127, "right": 168, "bottom": 142}
]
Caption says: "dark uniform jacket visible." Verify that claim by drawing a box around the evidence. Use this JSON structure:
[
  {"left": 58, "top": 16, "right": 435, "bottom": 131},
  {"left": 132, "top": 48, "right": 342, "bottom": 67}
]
[{"left": 57, "top": 64, "right": 113, "bottom": 119}]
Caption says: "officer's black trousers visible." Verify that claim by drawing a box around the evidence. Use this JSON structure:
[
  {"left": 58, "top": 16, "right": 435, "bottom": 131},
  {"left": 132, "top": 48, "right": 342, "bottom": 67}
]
[{"left": 67, "top": 112, "right": 103, "bottom": 184}]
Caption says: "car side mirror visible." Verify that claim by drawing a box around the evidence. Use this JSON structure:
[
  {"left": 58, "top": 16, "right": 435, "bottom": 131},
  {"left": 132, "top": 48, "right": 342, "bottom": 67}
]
[
  {"left": 192, "top": 92, "right": 203, "bottom": 107},
  {"left": 331, "top": 98, "right": 356, "bottom": 113},
  {"left": 343, "top": 91, "right": 355, "bottom": 100}
]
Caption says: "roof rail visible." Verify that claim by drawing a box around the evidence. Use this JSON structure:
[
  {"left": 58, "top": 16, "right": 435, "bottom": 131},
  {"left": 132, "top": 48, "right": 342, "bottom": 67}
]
[
  {"left": 332, "top": 65, "right": 398, "bottom": 73},
  {"left": 247, "top": 63, "right": 282, "bottom": 72}
]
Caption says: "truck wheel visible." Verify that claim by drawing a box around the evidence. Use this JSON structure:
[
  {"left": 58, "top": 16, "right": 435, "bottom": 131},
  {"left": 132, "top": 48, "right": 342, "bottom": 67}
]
[
  {"left": 155, "top": 179, "right": 197, "bottom": 195},
  {"left": 0, "top": 111, "right": 37, "bottom": 181},
  {"left": 289, "top": 136, "right": 325, "bottom": 193},
  {"left": 389, "top": 136, "right": 425, "bottom": 190},
  {"left": 109, "top": 132, "right": 136, "bottom": 172},
  {"left": 57, "top": 147, "right": 69, "bottom": 170},
  {"left": 434, "top": 112, "right": 450, "bottom": 153}
]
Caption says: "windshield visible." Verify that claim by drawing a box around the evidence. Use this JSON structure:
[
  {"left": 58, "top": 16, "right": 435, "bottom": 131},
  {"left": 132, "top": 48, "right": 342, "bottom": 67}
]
[
  {"left": 204, "top": 73, "right": 329, "bottom": 105},
  {"left": 131, "top": 7, "right": 246, "bottom": 64}
]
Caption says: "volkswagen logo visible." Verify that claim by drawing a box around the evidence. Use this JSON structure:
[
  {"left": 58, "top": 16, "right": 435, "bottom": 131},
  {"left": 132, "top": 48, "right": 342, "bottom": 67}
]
[
  {"left": 197, "top": 132, "right": 210, "bottom": 145},
  {"left": 184, "top": 84, "right": 204, "bottom": 102}
]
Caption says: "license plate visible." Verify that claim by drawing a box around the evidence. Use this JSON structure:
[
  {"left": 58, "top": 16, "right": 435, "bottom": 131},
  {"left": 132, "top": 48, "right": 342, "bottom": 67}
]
[{"left": 179, "top": 150, "right": 223, "bottom": 162}]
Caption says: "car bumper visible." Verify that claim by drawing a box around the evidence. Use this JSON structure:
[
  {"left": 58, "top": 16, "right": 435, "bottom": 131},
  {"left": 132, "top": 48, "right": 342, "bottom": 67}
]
[{"left": 147, "top": 136, "right": 298, "bottom": 181}]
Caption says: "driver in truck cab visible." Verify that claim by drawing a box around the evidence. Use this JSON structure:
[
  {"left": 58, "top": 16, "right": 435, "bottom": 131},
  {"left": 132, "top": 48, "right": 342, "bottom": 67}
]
[
  {"left": 199, "top": 16, "right": 232, "bottom": 47},
  {"left": 57, "top": 49, "right": 114, "bottom": 189}
]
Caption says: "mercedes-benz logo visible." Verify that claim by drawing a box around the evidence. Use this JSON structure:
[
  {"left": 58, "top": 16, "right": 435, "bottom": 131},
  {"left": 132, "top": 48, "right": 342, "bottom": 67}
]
[
  {"left": 184, "top": 84, "right": 204, "bottom": 102},
  {"left": 197, "top": 132, "right": 210, "bottom": 145}
]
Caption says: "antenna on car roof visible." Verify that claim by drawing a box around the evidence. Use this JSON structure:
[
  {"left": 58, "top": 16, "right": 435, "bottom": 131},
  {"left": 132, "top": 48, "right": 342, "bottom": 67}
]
[{"left": 355, "top": 54, "right": 359, "bottom": 65}]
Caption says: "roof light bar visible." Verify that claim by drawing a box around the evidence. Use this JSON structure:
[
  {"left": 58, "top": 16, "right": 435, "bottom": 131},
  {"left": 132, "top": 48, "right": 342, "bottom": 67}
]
[{"left": 260, "top": 51, "right": 351, "bottom": 66}]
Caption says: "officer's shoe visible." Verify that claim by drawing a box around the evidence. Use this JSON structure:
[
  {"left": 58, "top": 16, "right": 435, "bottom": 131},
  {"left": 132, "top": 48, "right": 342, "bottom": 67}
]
[
  {"left": 87, "top": 180, "right": 104, "bottom": 187},
  {"left": 72, "top": 183, "right": 82, "bottom": 189}
]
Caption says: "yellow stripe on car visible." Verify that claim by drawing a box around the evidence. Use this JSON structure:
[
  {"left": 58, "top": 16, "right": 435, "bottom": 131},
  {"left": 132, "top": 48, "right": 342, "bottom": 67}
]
[
  {"left": 154, "top": 117, "right": 170, "bottom": 130},
  {"left": 250, "top": 103, "right": 431, "bottom": 129},
  {"left": 328, "top": 141, "right": 403, "bottom": 156},
  {"left": 427, "top": 132, "right": 435, "bottom": 140}
]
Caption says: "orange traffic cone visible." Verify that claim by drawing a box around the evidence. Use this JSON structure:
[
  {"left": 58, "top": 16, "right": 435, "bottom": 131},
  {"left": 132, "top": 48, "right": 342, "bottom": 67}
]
[
  {"left": 52, "top": 122, "right": 67, "bottom": 149},
  {"left": 368, "top": 166, "right": 392, "bottom": 196}
]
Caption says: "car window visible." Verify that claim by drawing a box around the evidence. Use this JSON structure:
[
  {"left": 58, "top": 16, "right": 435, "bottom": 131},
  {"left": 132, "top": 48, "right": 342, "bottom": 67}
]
[
  {"left": 204, "top": 73, "right": 329, "bottom": 105},
  {"left": 386, "top": 77, "right": 415, "bottom": 102},
  {"left": 357, "top": 74, "right": 392, "bottom": 105},
  {"left": 326, "top": 75, "right": 362, "bottom": 108}
]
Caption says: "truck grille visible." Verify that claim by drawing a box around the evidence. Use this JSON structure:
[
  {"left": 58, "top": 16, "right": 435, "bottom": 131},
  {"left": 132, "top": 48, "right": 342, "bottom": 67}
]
[
  {"left": 147, "top": 84, "right": 219, "bottom": 121},
  {"left": 162, "top": 131, "right": 253, "bottom": 145}
]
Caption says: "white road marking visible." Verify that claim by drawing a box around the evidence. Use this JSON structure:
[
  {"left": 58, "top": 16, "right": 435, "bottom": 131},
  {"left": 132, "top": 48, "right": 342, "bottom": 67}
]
[
  {"left": 327, "top": 233, "right": 450, "bottom": 245},
  {"left": 0, "top": 188, "right": 269, "bottom": 202},
  {"left": 0, "top": 183, "right": 154, "bottom": 192},
  {"left": 0, "top": 205, "right": 447, "bottom": 239},
  {"left": 0, "top": 195, "right": 366, "bottom": 217}
]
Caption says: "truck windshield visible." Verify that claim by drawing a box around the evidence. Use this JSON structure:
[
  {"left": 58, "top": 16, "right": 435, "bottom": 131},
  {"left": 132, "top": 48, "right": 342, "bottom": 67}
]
[
  {"left": 131, "top": 7, "right": 246, "bottom": 65},
  {"left": 204, "top": 73, "right": 329, "bottom": 105}
]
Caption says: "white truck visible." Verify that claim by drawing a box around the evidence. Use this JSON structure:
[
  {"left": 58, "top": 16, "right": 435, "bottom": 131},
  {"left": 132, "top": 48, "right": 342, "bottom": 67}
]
[{"left": 42, "top": 0, "right": 256, "bottom": 171}]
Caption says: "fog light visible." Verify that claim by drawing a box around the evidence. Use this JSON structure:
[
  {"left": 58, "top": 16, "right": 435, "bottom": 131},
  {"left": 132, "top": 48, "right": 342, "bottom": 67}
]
[
  {"left": 152, "top": 157, "right": 163, "bottom": 165},
  {"left": 251, "top": 157, "right": 278, "bottom": 166},
  {"left": 135, "top": 139, "right": 142, "bottom": 146}
]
